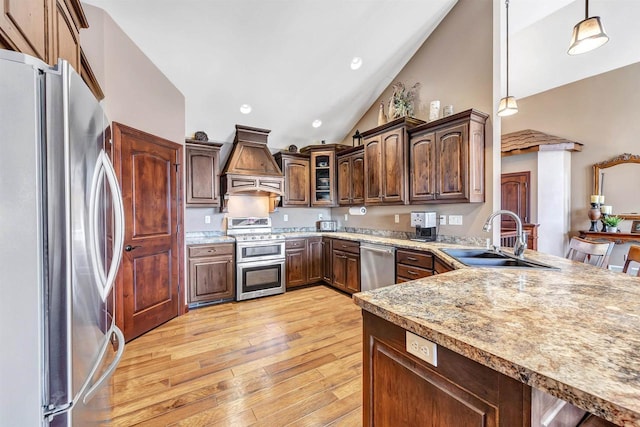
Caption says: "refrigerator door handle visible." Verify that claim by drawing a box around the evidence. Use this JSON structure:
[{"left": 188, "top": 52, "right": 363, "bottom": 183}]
[
  {"left": 89, "top": 149, "right": 125, "bottom": 301},
  {"left": 82, "top": 326, "right": 125, "bottom": 404}
]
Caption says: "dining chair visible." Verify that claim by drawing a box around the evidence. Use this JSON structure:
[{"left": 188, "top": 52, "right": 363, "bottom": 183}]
[
  {"left": 622, "top": 245, "right": 640, "bottom": 276},
  {"left": 565, "top": 237, "right": 615, "bottom": 268}
]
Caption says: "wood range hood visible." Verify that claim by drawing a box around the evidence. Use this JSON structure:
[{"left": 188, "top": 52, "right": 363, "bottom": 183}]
[{"left": 220, "top": 125, "right": 284, "bottom": 211}]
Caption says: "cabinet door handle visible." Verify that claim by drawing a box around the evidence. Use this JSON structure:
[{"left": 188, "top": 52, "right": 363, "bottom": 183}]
[
  {"left": 407, "top": 270, "right": 419, "bottom": 276},
  {"left": 406, "top": 256, "right": 418, "bottom": 261},
  {"left": 336, "top": 255, "right": 347, "bottom": 259},
  {"left": 207, "top": 249, "right": 217, "bottom": 253}
]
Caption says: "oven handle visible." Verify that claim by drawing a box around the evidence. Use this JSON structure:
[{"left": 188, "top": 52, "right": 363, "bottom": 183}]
[{"left": 236, "top": 258, "right": 285, "bottom": 268}]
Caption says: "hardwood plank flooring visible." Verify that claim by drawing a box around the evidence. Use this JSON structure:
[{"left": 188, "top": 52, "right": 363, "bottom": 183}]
[{"left": 108, "top": 286, "right": 363, "bottom": 426}]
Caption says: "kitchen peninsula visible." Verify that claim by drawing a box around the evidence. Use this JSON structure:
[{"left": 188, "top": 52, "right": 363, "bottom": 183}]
[{"left": 353, "top": 248, "right": 640, "bottom": 426}]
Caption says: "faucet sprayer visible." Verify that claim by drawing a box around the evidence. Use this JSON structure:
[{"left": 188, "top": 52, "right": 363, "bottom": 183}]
[{"left": 482, "top": 210, "right": 527, "bottom": 259}]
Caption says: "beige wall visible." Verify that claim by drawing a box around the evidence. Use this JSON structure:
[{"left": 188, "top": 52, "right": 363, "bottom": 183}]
[
  {"left": 81, "top": 5, "right": 185, "bottom": 145},
  {"left": 502, "top": 61, "right": 640, "bottom": 265},
  {"left": 336, "top": 0, "right": 496, "bottom": 239}
]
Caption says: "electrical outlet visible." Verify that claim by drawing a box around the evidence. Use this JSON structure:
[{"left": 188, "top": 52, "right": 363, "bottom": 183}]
[
  {"left": 204, "top": 215, "right": 211, "bottom": 224},
  {"left": 449, "top": 215, "right": 463, "bottom": 225},
  {"left": 439, "top": 215, "right": 446, "bottom": 225},
  {"left": 394, "top": 214, "right": 400, "bottom": 223},
  {"left": 406, "top": 331, "right": 437, "bottom": 366},
  {"left": 283, "top": 214, "right": 289, "bottom": 222},
  {"left": 318, "top": 213, "right": 323, "bottom": 220},
  {"left": 344, "top": 213, "right": 348, "bottom": 221}
]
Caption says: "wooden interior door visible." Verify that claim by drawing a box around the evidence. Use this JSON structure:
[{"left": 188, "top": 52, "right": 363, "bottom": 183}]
[
  {"left": 501, "top": 172, "right": 530, "bottom": 229},
  {"left": 113, "top": 123, "right": 183, "bottom": 342}
]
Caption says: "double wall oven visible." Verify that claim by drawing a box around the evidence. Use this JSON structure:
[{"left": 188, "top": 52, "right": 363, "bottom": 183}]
[{"left": 227, "top": 217, "right": 285, "bottom": 301}]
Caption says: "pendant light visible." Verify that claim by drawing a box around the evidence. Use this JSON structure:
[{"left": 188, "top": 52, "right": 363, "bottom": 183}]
[
  {"left": 498, "top": 0, "right": 517, "bottom": 117},
  {"left": 568, "top": 0, "right": 609, "bottom": 55}
]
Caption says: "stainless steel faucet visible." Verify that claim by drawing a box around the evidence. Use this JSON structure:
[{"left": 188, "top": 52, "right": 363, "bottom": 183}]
[{"left": 482, "top": 209, "right": 527, "bottom": 259}]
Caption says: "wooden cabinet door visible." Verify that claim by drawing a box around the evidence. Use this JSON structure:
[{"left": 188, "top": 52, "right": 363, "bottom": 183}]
[
  {"left": 380, "top": 129, "right": 406, "bottom": 203},
  {"left": 52, "top": 1, "right": 80, "bottom": 70},
  {"left": 363, "top": 312, "right": 529, "bottom": 427},
  {"left": 344, "top": 253, "right": 360, "bottom": 293},
  {"left": 310, "top": 151, "right": 337, "bottom": 207},
  {"left": 322, "top": 238, "right": 333, "bottom": 284},
  {"left": 436, "top": 123, "right": 468, "bottom": 201},
  {"left": 282, "top": 156, "right": 310, "bottom": 206},
  {"left": 0, "top": 0, "right": 47, "bottom": 61},
  {"left": 186, "top": 145, "right": 220, "bottom": 207},
  {"left": 332, "top": 250, "right": 348, "bottom": 291},
  {"left": 189, "top": 255, "right": 234, "bottom": 303},
  {"left": 352, "top": 153, "right": 365, "bottom": 205},
  {"left": 364, "top": 136, "right": 382, "bottom": 204},
  {"left": 285, "top": 247, "right": 308, "bottom": 288},
  {"left": 337, "top": 156, "right": 352, "bottom": 205},
  {"left": 409, "top": 131, "right": 437, "bottom": 202},
  {"left": 307, "top": 237, "right": 323, "bottom": 283}
]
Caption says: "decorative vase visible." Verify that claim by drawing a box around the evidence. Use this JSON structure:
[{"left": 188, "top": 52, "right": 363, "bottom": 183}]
[
  {"left": 587, "top": 204, "right": 601, "bottom": 231},
  {"left": 606, "top": 226, "right": 618, "bottom": 233},
  {"left": 377, "top": 102, "right": 388, "bottom": 126}
]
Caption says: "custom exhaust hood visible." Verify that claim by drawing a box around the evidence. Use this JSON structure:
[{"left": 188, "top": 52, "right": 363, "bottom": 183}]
[{"left": 220, "top": 124, "right": 284, "bottom": 212}]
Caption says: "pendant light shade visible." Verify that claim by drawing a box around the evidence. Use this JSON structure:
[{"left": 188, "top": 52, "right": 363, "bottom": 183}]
[
  {"left": 568, "top": 0, "right": 609, "bottom": 55},
  {"left": 498, "top": 0, "right": 517, "bottom": 117},
  {"left": 497, "top": 96, "right": 518, "bottom": 117}
]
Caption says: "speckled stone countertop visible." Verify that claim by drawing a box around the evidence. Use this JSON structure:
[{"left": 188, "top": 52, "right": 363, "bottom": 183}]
[
  {"left": 185, "top": 232, "right": 235, "bottom": 245},
  {"left": 352, "top": 243, "right": 640, "bottom": 426}
]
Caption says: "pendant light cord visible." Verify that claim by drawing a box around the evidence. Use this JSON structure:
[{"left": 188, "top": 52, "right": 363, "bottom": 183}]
[
  {"left": 585, "top": 0, "right": 589, "bottom": 19},
  {"left": 505, "top": 0, "right": 510, "bottom": 96}
]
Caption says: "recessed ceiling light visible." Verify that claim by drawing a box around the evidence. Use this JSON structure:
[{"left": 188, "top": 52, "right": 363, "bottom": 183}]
[
  {"left": 240, "top": 104, "right": 252, "bottom": 114},
  {"left": 312, "top": 119, "right": 322, "bottom": 128},
  {"left": 350, "top": 57, "right": 363, "bottom": 70}
]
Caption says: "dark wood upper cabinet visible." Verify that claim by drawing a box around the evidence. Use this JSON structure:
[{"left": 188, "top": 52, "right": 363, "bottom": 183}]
[
  {"left": 409, "top": 109, "right": 488, "bottom": 204},
  {"left": 185, "top": 141, "right": 223, "bottom": 207},
  {"left": 300, "top": 144, "right": 350, "bottom": 207},
  {"left": 274, "top": 152, "right": 310, "bottom": 207},
  {"left": 362, "top": 117, "right": 425, "bottom": 205},
  {"left": 337, "top": 145, "right": 364, "bottom": 206}
]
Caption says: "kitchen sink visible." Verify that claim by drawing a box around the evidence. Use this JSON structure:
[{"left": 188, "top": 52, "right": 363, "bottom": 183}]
[{"left": 441, "top": 248, "right": 558, "bottom": 270}]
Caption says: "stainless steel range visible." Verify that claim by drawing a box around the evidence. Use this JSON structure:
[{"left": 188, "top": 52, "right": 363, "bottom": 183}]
[{"left": 227, "top": 217, "right": 285, "bottom": 301}]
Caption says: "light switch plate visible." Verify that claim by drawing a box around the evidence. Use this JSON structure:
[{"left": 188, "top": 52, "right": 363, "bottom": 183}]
[
  {"left": 318, "top": 213, "right": 323, "bottom": 220},
  {"left": 406, "top": 331, "right": 437, "bottom": 366},
  {"left": 394, "top": 214, "right": 400, "bottom": 223},
  {"left": 344, "top": 214, "right": 348, "bottom": 221},
  {"left": 204, "top": 215, "right": 211, "bottom": 224},
  {"left": 449, "top": 215, "right": 463, "bottom": 225},
  {"left": 283, "top": 214, "right": 289, "bottom": 222},
  {"left": 439, "top": 215, "right": 446, "bottom": 225}
]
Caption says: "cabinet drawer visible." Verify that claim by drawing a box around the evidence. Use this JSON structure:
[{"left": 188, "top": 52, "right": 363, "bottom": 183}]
[
  {"left": 396, "top": 250, "right": 433, "bottom": 269},
  {"left": 286, "top": 238, "right": 307, "bottom": 249},
  {"left": 333, "top": 239, "right": 360, "bottom": 254},
  {"left": 396, "top": 264, "right": 433, "bottom": 280},
  {"left": 188, "top": 243, "right": 234, "bottom": 258}
]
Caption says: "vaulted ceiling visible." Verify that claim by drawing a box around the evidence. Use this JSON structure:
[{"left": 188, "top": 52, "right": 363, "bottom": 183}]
[{"left": 82, "top": 0, "right": 640, "bottom": 149}]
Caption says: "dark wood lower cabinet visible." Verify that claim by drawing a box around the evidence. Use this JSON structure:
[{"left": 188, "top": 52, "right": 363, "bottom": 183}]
[
  {"left": 331, "top": 239, "right": 360, "bottom": 294},
  {"left": 322, "top": 237, "right": 333, "bottom": 284},
  {"left": 363, "top": 311, "right": 531, "bottom": 427},
  {"left": 188, "top": 243, "right": 235, "bottom": 305},
  {"left": 285, "top": 237, "right": 323, "bottom": 289}
]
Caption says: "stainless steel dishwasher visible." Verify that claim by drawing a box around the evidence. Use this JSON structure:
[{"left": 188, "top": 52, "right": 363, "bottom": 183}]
[{"left": 360, "top": 243, "right": 396, "bottom": 291}]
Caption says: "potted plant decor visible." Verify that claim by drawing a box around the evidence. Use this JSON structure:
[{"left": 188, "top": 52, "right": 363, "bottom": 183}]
[
  {"left": 387, "top": 81, "right": 420, "bottom": 119},
  {"left": 602, "top": 215, "right": 623, "bottom": 233}
]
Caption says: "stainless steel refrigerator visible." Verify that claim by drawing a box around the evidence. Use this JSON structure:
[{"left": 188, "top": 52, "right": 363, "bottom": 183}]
[{"left": 0, "top": 50, "right": 125, "bottom": 425}]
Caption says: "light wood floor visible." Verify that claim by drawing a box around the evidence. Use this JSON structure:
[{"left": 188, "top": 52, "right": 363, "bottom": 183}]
[{"left": 108, "top": 286, "right": 363, "bottom": 426}]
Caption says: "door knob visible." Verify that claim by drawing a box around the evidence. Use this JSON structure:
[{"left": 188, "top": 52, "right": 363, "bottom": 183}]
[{"left": 125, "top": 245, "right": 141, "bottom": 252}]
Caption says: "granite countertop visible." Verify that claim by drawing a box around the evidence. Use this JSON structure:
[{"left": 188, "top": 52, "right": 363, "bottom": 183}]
[
  {"left": 185, "top": 232, "right": 235, "bottom": 245},
  {"left": 352, "top": 246, "right": 640, "bottom": 426}
]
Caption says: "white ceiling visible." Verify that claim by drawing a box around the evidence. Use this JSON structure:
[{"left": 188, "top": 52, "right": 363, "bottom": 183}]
[{"left": 81, "top": 0, "right": 639, "bottom": 149}]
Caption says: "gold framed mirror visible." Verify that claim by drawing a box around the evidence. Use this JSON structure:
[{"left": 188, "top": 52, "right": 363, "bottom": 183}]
[{"left": 593, "top": 153, "right": 640, "bottom": 220}]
